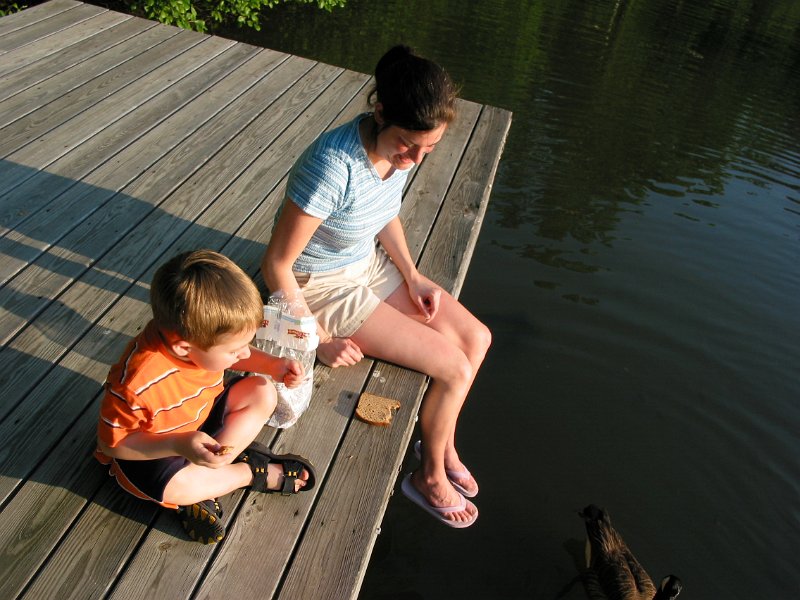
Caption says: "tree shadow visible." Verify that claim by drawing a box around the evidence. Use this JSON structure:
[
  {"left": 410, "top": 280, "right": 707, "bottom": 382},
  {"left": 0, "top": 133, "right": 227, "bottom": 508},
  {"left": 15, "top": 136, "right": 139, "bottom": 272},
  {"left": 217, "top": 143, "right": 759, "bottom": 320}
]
[{"left": 0, "top": 160, "right": 282, "bottom": 591}]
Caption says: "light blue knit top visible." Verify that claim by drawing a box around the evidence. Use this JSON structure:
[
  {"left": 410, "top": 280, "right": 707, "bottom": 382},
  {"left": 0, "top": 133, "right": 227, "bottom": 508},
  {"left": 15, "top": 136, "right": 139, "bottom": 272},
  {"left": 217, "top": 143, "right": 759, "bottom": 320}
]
[{"left": 284, "top": 113, "right": 408, "bottom": 273}]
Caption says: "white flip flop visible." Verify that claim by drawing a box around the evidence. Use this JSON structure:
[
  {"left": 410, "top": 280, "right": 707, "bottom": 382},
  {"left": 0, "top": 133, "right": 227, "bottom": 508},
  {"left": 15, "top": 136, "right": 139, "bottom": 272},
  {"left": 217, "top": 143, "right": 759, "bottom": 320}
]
[
  {"left": 400, "top": 473, "right": 478, "bottom": 528},
  {"left": 412, "top": 440, "right": 479, "bottom": 498}
]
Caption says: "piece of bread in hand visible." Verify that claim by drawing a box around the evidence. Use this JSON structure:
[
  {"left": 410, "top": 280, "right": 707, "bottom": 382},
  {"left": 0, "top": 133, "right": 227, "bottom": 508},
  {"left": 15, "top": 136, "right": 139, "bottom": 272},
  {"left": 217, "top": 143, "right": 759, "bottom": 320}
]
[{"left": 356, "top": 393, "right": 401, "bottom": 426}]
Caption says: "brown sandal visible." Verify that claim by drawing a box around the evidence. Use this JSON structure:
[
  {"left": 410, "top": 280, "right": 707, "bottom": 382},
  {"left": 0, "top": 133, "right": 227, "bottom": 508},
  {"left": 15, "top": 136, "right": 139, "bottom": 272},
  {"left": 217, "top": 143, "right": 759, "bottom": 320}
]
[
  {"left": 176, "top": 498, "right": 225, "bottom": 544},
  {"left": 236, "top": 441, "right": 316, "bottom": 495}
]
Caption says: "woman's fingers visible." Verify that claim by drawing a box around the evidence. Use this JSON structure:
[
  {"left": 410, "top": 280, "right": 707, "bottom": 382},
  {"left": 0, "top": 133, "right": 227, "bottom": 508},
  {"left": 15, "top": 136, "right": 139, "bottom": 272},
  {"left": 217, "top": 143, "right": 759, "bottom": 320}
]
[
  {"left": 338, "top": 338, "right": 363, "bottom": 366},
  {"left": 318, "top": 337, "right": 364, "bottom": 367}
]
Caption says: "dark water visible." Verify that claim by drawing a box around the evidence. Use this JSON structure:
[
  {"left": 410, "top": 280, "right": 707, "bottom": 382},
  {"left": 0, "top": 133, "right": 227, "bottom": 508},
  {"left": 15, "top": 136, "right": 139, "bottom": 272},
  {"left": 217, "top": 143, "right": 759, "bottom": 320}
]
[{"left": 222, "top": 1, "right": 800, "bottom": 598}]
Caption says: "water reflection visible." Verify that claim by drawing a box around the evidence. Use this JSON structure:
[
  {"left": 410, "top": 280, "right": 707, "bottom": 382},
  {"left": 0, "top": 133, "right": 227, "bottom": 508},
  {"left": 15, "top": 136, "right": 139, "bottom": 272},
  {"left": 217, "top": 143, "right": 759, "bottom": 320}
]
[{"left": 221, "top": 1, "right": 800, "bottom": 597}]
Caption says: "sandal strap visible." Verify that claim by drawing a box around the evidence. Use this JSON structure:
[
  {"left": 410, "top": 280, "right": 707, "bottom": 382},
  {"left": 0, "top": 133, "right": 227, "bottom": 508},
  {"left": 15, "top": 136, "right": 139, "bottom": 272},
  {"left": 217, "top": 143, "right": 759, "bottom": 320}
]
[
  {"left": 236, "top": 448, "right": 270, "bottom": 491},
  {"left": 235, "top": 442, "right": 315, "bottom": 495},
  {"left": 278, "top": 459, "right": 304, "bottom": 495}
]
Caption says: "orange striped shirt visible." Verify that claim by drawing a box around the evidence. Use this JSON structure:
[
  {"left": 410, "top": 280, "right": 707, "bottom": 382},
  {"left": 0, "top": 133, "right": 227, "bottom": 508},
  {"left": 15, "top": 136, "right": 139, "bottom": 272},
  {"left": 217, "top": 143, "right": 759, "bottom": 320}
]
[{"left": 96, "top": 321, "right": 224, "bottom": 454}]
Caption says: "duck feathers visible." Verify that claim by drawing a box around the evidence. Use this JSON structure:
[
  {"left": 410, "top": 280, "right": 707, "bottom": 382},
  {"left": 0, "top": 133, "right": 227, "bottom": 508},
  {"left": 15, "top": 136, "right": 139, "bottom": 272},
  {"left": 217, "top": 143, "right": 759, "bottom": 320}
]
[{"left": 579, "top": 505, "right": 681, "bottom": 600}]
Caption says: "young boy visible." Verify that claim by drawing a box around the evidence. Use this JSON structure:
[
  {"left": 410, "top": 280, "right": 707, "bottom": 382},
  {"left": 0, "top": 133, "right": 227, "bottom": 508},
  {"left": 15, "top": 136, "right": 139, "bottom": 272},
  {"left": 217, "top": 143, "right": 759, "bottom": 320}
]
[{"left": 96, "top": 249, "right": 316, "bottom": 544}]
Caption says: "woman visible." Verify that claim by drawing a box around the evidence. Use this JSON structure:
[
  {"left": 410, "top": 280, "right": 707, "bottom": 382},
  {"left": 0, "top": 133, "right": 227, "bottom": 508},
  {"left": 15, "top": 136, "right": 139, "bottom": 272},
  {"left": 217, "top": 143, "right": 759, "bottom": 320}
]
[{"left": 262, "top": 45, "right": 490, "bottom": 528}]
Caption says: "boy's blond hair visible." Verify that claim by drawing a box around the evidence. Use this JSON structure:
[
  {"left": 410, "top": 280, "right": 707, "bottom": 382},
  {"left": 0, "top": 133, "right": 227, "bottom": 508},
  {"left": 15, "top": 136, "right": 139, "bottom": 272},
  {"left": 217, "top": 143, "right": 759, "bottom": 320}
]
[{"left": 150, "top": 250, "right": 262, "bottom": 349}]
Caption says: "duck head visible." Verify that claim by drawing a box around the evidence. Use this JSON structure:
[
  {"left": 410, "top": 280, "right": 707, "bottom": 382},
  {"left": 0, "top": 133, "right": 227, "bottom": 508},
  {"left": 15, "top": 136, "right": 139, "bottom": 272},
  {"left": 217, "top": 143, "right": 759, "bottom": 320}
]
[{"left": 654, "top": 575, "right": 682, "bottom": 599}]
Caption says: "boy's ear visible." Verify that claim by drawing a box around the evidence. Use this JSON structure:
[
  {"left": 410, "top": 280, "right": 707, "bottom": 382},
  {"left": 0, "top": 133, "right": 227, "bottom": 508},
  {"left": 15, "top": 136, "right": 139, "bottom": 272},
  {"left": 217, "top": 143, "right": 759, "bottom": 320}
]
[
  {"left": 170, "top": 339, "right": 193, "bottom": 358},
  {"left": 374, "top": 102, "right": 384, "bottom": 125}
]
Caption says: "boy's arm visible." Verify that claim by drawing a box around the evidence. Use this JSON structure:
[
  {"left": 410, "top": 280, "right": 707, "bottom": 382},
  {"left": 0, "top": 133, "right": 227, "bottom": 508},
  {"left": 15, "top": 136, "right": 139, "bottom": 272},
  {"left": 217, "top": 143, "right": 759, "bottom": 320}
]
[
  {"left": 233, "top": 346, "right": 305, "bottom": 387},
  {"left": 98, "top": 429, "right": 227, "bottom": 467}
]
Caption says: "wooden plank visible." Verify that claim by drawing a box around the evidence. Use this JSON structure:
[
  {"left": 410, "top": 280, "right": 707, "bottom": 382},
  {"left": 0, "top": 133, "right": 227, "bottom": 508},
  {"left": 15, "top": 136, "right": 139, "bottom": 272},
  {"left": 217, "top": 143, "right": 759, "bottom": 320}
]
[
  {"left": 1, "top": 34, "right": 236, "bottom": 202},
  {"left": 0, "top": 27, "right": 201, "bottom": 154},
  {"left": 0, "top": 43, "right": 261, "bottom": 284},
  {"left": 18, "top": 481, "right": 154, "bottom": 600},
  {"left": 0, "top": 52, "right": 306, "bottom": 348},
  {"left": 0, "top": 3, "right": 106, "bottom": 55},
  {"left": 14, "top": 69, "right": 368, "bottom": 600},
  {"left": 95, "top": 485, "right": 252, "bottom": 600},
  {"left": 280, "top": 369, "right": 428, "bottom": 600},
  {"left": 0, "top": 398, "right": 150, "bottom": 600},
  {"left": 400, "top": 99, "right": 481, "bottom": 258},
  {"left": 0, "top": 0, "right": 82, "bottom": 40},
  {"left": 0, "top": 47, "right": 282, "bottom": 259},
  {"left": 0, "top": 61, "right": 344, "bottom": 504},
  {"left": 419, "top": 104, "right": 512, "bottom": 296},
  {"left": 0, "top": 17, "right": 153, "bottom": 104},
  {"left": 0, "top": 11, "right": 134, "bottom": 88},
  {"left": 0, "top": 47, "right": 310, "bottom": 408},
  {"left": 273, "top": 104, "right": 493, "bottom": 600}
]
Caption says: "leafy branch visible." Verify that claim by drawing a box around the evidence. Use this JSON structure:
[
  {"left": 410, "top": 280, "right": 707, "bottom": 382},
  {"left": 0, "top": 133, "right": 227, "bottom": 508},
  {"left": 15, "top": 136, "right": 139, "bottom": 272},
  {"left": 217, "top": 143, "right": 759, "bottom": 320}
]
[{"left": 125, "top": 0, "right": 345, "bottom": 33}]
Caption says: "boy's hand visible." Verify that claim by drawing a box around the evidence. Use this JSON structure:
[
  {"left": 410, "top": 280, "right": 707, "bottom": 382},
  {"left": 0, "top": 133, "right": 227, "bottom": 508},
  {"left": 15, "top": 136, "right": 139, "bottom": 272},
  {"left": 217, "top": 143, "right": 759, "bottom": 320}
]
[
  {"left": 174, "top": 431, "right": 231, "bottom": 468},
  {"left": 277, "top": 358, "right": 305, "bottom": 388}
]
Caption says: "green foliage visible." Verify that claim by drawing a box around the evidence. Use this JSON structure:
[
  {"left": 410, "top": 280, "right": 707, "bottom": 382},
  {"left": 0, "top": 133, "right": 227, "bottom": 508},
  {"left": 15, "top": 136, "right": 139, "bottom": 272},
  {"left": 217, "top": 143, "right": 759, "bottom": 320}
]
[
  {"left": 0, "top": 0, "right": 27, "bottom": 16},
  {"left": 126, "top": 0, "right": 344, "bottom": 33}
]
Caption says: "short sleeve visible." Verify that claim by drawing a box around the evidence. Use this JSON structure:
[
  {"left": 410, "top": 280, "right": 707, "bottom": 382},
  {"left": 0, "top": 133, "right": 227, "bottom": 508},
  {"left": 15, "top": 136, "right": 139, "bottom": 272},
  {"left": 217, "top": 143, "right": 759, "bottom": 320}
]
[
  {"left": 286, "top": 144, "right": 350, "bottom": 220},
  {"left": 97, "top": 384, "right": 149, "bottom": 448}
]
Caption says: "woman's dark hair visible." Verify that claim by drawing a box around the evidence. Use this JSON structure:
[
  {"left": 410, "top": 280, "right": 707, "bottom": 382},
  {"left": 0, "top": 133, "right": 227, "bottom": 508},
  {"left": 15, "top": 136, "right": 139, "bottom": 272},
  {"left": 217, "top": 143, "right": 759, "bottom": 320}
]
[{"left": 369, "top": 45, "right": 457, "bottom": 131}]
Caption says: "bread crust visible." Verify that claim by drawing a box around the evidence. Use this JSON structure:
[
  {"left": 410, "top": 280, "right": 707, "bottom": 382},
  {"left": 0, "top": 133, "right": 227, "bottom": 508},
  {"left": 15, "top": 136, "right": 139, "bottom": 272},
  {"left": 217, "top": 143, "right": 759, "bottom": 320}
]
[{"left": 356, "top": 393, "right": 401, "bottom": 426}]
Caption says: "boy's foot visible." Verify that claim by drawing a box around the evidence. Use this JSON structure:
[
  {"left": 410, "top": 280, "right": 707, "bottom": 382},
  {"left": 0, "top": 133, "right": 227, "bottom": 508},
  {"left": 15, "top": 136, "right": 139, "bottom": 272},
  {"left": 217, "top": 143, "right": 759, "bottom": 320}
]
[
  {"left": 177, "top": 499, "right": 225, "bottom": 544},
  {"left": 236, "top": 441, "right": 316, "bottom": 495}
]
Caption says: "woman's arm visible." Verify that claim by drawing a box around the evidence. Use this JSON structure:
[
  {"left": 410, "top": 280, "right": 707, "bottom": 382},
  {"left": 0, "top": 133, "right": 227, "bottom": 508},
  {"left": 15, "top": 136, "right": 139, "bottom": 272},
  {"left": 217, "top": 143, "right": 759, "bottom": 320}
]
[
  {"left": 376, "top": 216, "right": 417, "bottom": 280},
  {"left": 262, "top": 199, "right": 364, "bottom": 367},
  {"left": 262, "top": 199, "right": 322, "bottom": 310},
  {"left": 377, "top": 216, "right": 442, "bottom": 320}
]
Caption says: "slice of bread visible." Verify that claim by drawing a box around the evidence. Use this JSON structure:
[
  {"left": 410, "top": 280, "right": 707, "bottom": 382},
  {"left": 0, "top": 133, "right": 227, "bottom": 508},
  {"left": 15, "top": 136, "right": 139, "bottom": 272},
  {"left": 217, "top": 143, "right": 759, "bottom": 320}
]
[{"left": 356, "top": 393, "right": 401, "bottom": 426}]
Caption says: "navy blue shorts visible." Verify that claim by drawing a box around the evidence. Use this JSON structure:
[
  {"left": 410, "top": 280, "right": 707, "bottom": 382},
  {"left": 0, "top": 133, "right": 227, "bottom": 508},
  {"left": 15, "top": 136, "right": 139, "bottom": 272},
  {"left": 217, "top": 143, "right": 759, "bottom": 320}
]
[{"left": 111, "top": 375, "right": 245, "bottom": 504}]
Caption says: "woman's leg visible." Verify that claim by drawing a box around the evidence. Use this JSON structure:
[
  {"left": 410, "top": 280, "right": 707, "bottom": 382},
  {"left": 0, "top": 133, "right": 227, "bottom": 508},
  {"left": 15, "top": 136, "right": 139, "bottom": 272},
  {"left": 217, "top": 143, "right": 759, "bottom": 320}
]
[
  {"left": 351, "top": 286, "right": 490, "bottom": 524},
  {"left": 387, "top": 285, "right": 490, "bottom": 490}
]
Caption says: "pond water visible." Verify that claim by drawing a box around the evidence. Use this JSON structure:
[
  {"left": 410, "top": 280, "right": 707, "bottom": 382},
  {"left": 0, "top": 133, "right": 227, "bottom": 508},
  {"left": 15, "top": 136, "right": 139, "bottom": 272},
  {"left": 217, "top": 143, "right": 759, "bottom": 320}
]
[{"left": 222, "top": 1, "right": 800, "bottom": 598}]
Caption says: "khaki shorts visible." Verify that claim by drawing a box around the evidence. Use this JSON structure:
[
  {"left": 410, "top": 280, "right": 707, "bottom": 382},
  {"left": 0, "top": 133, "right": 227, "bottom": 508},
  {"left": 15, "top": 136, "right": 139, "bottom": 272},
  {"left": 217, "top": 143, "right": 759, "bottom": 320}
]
[{"left": 294, "top": 246, "right": 405, "bottom": 338}]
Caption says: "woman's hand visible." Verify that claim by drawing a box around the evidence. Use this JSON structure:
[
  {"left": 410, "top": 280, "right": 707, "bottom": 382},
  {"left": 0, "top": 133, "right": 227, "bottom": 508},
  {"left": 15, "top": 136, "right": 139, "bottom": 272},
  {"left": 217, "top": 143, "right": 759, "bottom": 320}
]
[
  {"left": 407, "top": 273, "right": 442, "bottom": 321},
  {"left": 316, "top": 337, "right": 364, "bottom": 368}
]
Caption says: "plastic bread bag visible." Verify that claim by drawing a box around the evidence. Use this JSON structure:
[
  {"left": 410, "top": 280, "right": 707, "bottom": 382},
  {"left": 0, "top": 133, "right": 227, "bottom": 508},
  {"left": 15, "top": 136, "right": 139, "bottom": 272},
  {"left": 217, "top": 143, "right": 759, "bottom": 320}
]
[{"left": 257, "top": 290, "right": 319, "bottom": 428}]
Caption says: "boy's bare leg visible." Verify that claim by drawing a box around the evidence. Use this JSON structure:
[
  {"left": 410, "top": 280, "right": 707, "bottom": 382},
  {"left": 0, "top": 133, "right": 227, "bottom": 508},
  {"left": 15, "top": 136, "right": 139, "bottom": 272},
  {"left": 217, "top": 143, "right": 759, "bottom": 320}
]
[{"left": 162, "top": 376, "right": 308, "bottom": 505}]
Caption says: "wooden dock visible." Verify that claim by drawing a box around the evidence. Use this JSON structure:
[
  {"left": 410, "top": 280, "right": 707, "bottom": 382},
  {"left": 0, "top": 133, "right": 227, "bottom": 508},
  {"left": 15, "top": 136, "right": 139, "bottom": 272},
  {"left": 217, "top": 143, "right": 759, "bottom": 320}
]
[{"left": 0, "top": 1, "right": 511, "bottom": 598}]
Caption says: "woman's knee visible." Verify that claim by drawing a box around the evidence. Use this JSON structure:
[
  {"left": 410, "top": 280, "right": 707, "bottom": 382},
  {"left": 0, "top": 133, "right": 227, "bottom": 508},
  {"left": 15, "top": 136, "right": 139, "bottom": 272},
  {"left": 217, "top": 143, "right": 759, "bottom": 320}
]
[
  {"left": 435, "top": 348, "right": 474, "bottom": 392},
  {"left": 475, "top": 320, "right": 492, "bottom": 355},
  {"left": 463, "top": 318, "right": 491, "bottom": 367}
]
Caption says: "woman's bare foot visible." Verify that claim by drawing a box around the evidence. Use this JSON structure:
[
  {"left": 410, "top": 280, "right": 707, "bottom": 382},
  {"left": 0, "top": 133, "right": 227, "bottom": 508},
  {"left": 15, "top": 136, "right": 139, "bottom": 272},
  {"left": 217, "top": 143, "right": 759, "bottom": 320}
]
[
  {"left": 445, "top": 464, "right": 479, "bottom": 498},
  {"left": 411, "top": 470, "right": 477, "bottom": 525},
  {"left": 417, "top": 441, "right": 479, "bottom": 498}
]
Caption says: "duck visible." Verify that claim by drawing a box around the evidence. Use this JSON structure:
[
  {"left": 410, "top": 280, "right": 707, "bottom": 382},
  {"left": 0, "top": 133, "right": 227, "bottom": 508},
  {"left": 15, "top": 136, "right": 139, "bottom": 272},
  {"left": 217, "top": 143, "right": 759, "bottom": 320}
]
[{"left": 579, "top": 504, "right": 682, "bottom": 600}]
